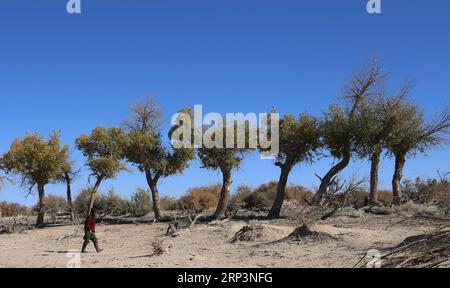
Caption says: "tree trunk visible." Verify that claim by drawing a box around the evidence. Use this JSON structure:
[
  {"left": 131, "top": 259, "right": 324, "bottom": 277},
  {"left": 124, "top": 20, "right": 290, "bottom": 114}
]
[
  {"left": 268, "top": 165, "right": 291, "bottom": 218},
  {"left": 64, "top": 172, "right": 75, "bottom": 221},
  {"left": 369, "top": 146, "right": 382, "bottom": 204},
  {"left": 36, "top": 183, "right": 45, "bottom": 227},
  {"left": 145, "top": 167, "right": 162, "bottom": 220},
  {"left": 313, "top": 147, "right": 351, "bottom": 206},
  {"left": 392, "top": 153, "right": 406, "bottom": 205},
  {"left": 88, "top": 176, "right": 103, "bottom": 214},
  {"left": 149, "top": 182, "right": 162, "bottom": 220},
  {"left": 213, "top": 169, "right": 232, "bottom": 219}
]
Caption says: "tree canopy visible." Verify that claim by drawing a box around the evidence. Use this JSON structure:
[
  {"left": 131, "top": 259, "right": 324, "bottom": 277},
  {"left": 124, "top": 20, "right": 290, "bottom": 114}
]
[
  {"left": 123, "top": 97, "right": 195, "bottom": 220},
  {"left": 75, "top": 126, "right": 128, "bottom": 212},
  {"left": 267, "top": 113, "right": 322, "bottom": 218},
  {"left": 0, "top": 132, "right": 69, "bottom": 226}
]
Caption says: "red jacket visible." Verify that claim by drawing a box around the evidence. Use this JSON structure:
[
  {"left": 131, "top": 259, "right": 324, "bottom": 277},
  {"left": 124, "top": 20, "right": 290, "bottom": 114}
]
[{"left": 84, "top": 214, "right": 96, "bottom": 232}]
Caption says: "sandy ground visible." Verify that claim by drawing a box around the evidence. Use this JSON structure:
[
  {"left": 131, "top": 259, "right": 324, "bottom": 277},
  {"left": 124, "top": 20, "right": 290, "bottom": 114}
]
[{"left": 0, "top": 213, "right": 443, "bottom": 268}]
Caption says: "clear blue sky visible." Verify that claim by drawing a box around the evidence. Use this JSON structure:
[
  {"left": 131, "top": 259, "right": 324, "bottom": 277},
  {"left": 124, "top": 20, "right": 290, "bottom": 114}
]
[{"left": 0, "top": 0, "right": 449, "bottom": 206}]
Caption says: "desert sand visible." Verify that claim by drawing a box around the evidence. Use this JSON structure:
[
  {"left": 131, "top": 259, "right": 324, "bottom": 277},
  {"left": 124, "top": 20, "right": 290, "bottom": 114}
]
[{"left": 0, "top": 212, "right": 445, "bottom": 268}]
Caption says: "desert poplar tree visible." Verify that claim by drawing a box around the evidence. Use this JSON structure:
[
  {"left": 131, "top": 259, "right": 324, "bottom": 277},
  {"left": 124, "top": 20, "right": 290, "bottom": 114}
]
[
  {"left": 266, "top": 114, "right": 321, "bottom": 218},
  {"left": 75, "top": 126, "right": 127, "bottom": 214},
  {"left": 312, "top": 61, "right": 383, "bottom": 205},
  {"left": 387, "top": 105, "right": 450, "bottom": 204},
  {"left": 123, "top": 97, "right": 195, "bottom": 220},
  {"left": 0, "top": 132, "right": 69, "bottom": 227},
  {"left": 197, "top": 120, "right": 254, "bottom": 219},
  {"left": 353, "top": 82, "right": 411, "bottom": 204}
]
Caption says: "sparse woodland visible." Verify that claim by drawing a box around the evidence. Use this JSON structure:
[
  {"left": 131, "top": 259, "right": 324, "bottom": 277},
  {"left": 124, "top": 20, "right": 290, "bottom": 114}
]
[{"left": 1, "top": 60, "right": 449, "bottom": 268}]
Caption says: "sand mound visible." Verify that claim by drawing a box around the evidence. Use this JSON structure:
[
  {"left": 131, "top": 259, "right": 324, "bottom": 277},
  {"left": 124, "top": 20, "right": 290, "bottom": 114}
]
[
  {"left": 229, "top": 223, "right": 291, "bottom": 243},
  {"left": 285, "top": 224, "right": 337, "bottom": 242},
  {"left": 230, "top": 225, "right": 264, "bottom": 243}
]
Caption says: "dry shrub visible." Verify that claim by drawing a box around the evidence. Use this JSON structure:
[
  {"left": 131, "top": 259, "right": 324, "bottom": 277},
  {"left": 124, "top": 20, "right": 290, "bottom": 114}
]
[
  {"left": 0, "top": 201, "right": 30, "bottom": 217},
  {"left": 286, "top": 224, "right": 337, "bottom": 242},
  {"left": 33, "top": 195, "right": 68, "bottom": 223},
  {"left": 159, "top": 196, "right": 179, "bottom": 211},
  {"left": 402, "top": 175, "right": 450, "bottom": 212},
  {"left": 230, "top": 224, "right": 265, "bottom": 243},
  {"left": 285, "top": 185, "right": 313, "bottom": 205},
  {"left": 333, "top": 206, "right": 365, "bottom": 218},
  {"left": 178, "top": 184, "right": 220, "bottom": 212},
  {"left": 227, "top": 185, "right": 252, "bottom": 211},
  {"left": 344, "top": 189, "right": 369, "bottom": 208},
  {"left": 381, "top": 229, "right": 450, "bottom": 268},
  {"left": 151, "top": 238, "right": 166, "bottom": 255},
  {"left": 394, "top": 202, "right": 440, "bottom": 216},
  {"left": 377, "top": 190, "right": 393, "bottom": 205},
  {"left": 130, "top": 188, "right": 152, "bottom": 217},
  {"left": 242, "top": 181, "right": 277, "bottom": 209},
  {"left": 74, "top": 188, "right": 130, "bottom": 217},
  {"left": 235, "top": 182, "right": 313, "bottom": 210}
]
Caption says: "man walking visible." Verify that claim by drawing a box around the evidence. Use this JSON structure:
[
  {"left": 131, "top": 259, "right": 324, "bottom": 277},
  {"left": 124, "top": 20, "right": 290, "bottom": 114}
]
[{"left": 81, "top": 208, "right": 103, "bottom": 253}]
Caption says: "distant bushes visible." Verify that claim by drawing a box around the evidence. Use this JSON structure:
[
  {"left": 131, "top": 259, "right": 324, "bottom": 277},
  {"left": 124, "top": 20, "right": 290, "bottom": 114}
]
[
  {"left": 74, "top": 188, "right": 130, "bottom": 217},
  {"left": 37, "top": 173, "right": 449, "bottom": 220},
  {"left": 402, "top": 176, "right": 450, "bottom": 212},
  {"left": 0, "top": 201, "right": 30, "bottom": 217},
  {"left": 32, "top": 195, "right": 68, "bottom": 222},
  {"left": 377, "top": 190, "right": 393, "bottom": 205},
  {"left": 130, "top": 188, "right": 152, "bottom": 217},
  {"left": 230, "top": 181, "right": 313, "bottom": 210},
  {"left": 160, "top": 197, "right": 179, "bottom": 211}
]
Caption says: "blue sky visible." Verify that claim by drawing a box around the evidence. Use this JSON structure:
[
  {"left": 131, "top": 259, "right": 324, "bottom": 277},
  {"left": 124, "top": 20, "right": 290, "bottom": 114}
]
[{"left": 0, "top": 0, "right": 449, "bottom": 206}]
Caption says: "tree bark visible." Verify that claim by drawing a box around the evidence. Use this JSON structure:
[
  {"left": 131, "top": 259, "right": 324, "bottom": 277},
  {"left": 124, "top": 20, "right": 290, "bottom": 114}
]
[
  {"left": 149, "top": 182, "right": 162, "bottom": 220},
  {"left": 313, "top": 147, "right": 351, "bottom": 206},
  {"left": 145, "top": 166, "right": 161, "bottom": 220},
  {"left": 213, "top": 168, "right": 232, "bottom": 219},
  {"left": 64, "top": 172, "right": 75, "bottom": 221},
  {"left": 36, "top": 183, "right": 45, "bottom": 227},
  {"left": 392, "top": 153, "right": 406, "bottom": 205},
  {"left": 369, "top": 146, "right": 382, "bottom": 204},
  {"left": 88, "top": 176, "right": 103, "bottom": 214},
  {"left": 268, "top": 165, "right": 291, "bottom": 218}
]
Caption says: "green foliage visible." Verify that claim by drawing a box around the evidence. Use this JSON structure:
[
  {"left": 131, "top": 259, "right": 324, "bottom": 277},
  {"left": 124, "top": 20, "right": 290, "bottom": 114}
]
[
  {"left": 386, "top": 103, "right": 449, "bottom": 159},
  {"left": 386, "top": 103, "right": 423, "bottom": 157},
  {"left": 130, "top": 188, "right": 152, "bottom": 217},
  {"left": 124, "top": 101, "right": 195, "bottom": 179},
  {"left": 75, "top": 126, "right": 127, "bottom": 179},
  {"left": 320, "top": 105, "right": 352, "bottom": 159},
  {"left": 197, "top": 121, "right": 254, "bottom": 173},
  {"left": 276, "top": 114, "right": 322, "bottom": 168},
  {"left": 1, "top": 132, "right": 69, "bottom": 189}
]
